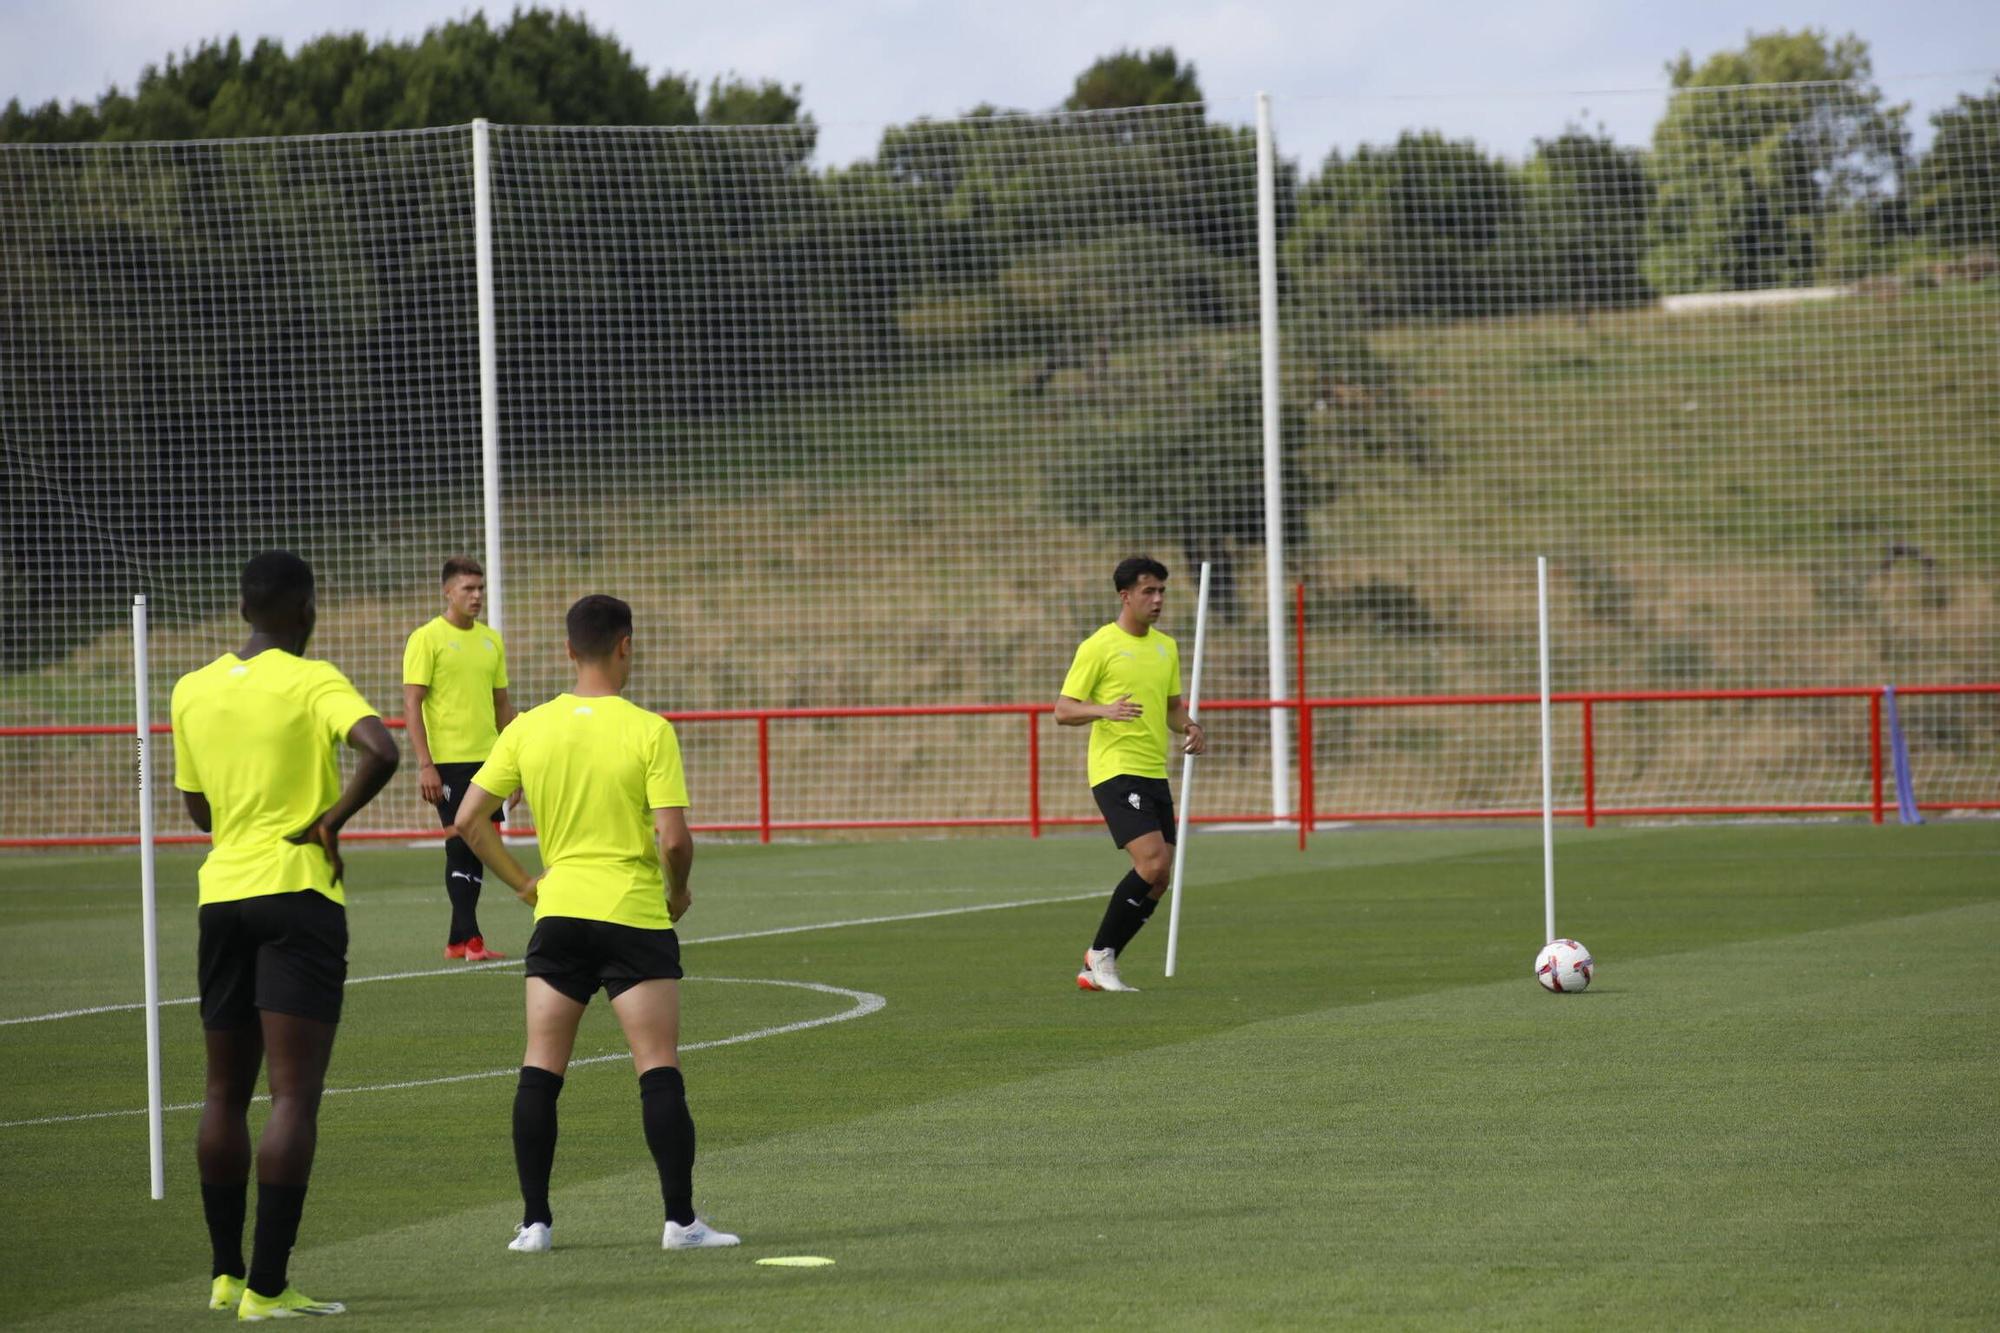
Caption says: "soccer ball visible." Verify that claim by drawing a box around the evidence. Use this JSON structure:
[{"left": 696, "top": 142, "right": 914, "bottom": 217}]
[{"left": 1534, "top": 938, "right": 1594, "bottom": 993}]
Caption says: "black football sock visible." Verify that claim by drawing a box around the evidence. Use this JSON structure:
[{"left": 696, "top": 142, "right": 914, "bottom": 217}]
[
  {"left": 1107, "top": 891, "right": 1162, "bottom": 955},
  {"left": 513, "top": 1066, "right": 564, "bottom": 1228},
  {"left": 245, "top": 1182, "right": 308, "bottom": 1298},
  {"left": 638, "top": 1065, "right": 697, "bottom": 1226},
  {"left": 1091, "top": 871, "right": 1153, "bottom": 953},
  {"left": 201, "top": 1181, "right": 248, "bottom": 1279},
  {"left": 444, "top": 840, "right": 484, "bottom": 943}
]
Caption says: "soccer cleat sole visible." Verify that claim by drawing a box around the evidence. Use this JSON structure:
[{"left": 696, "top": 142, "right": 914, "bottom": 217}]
[{"left": 236, "top": 1292, "right": 346, "bottom": 1321}]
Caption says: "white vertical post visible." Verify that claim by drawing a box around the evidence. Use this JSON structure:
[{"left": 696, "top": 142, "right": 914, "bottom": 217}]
[
  {"left": 473, "top": 118, "right": 503, "bottom": 634},
  {"left": 1163, "top": 562, "right": 1213, "bottom": 979},
  {"left": 1537, "top": 556, "right": 1556, "bottom": 944},
  {"left": 1256, "top": 92, "right": 1291, "bottom": 821},
  {"left": 133, "top": 595, "right": 164, "bottom": 1200}
]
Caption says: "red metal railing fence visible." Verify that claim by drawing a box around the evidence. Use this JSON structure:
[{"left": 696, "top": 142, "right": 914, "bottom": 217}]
[{"left": 3, "top": 682, "right": 1996, "bottom": 849}]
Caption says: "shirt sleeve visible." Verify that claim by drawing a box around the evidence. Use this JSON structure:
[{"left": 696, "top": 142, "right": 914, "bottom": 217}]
[
  {"left": 646, "top": 720, "right": 691, "bottom": 809},
  {"left": 491, "top": 630, "right": 510, "bottom": 690},
  {"left": 1059, "top": 638, "right": 1101, "bottom": 702},
  {"left": 170, "top": 677, "right": 201, "bottom": 794},
  {"left": 401, "top": 626, "right": 432, "bottom": 687},
  {"left": 1171, "top": 641, "right": 1184, "bottom": 698},
  {"left": 469, "top": 720, "right": 521, "bottom": 799},
  {"left": 309, "top": 666, "right": 379, "bottom": 744}
]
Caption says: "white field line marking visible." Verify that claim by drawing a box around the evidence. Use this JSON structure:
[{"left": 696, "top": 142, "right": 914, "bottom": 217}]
[
  {"left": 0, "top": 977, "right": 884, "bottom": 1130},
  {"left": 684, "top": 889, "right": 1102, "bottom": 947},
  {"left": 0, "top": 890, "right": 1099, "bottom": 1029}
]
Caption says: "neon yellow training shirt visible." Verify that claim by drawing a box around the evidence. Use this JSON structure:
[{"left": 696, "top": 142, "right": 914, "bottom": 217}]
[
  {"left": 171, "top": 651, "right": 379, "bottom": 907},
  {"left": 402, "top": 616, "right": 509, "bottom": 763},
  {"left": 470, "top": 693, "right": 690, "bottom": 930},
  {"left": 1060, "top": 622, "right": 1183, "bottom": 786}
]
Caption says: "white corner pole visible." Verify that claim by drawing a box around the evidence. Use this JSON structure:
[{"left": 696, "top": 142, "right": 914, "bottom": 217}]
[
  {"left": 473, "top": 118, "right": 503, "bottom": 634},
  {"left": 1164, "top": 562, "right": 1214, "bottom": 979},
  {"left": 134, "top": 594, "right": 164, "bottom": 1200},
  {"left": 1537, "top": 556, "right": 1556, "bottom": 944},
  {"left": 1256, "top": 92, "right": 1291, "bottom": 823}
]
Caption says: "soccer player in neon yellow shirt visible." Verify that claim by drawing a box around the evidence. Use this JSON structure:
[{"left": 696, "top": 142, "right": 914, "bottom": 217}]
[
  {"left": 454, "top": 595, "right": 738, "bottom": 1253},
  {"left": 402, "top": 555, "right": 516, "bottom": 962},
  {"left": 1056, "top": 557, "right": 1207, "bottom": 993},
  {"left": 172, "top": 551, "right": 400, "bottom": 1320}
]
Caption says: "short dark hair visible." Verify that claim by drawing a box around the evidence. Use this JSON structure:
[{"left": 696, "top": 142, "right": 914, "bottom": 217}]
[
  {"left": 1113, "top": 556, "right": 1169, "bottom": 592},
  {"left": 566, "top": 594, "right": 633, "bottom": 660},
  {"left": 240, "top": 550, "right": 314, "bottom": 621},
  {"left": 441, "top": 555, "right": 483, "bottom": 584}
]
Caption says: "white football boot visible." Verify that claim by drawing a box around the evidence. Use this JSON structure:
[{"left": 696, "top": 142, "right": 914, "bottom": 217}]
[
  {"left": 1078, "top": 947, "right": 1137, "bottom": 992},
  {"left": 663, "top": 1218, "right": 741, "bottom": 1249}
]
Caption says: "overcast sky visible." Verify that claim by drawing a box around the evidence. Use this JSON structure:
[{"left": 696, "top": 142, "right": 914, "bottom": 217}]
[{"left": 3, "top": 0, "right": 1995, "bottom": 169}]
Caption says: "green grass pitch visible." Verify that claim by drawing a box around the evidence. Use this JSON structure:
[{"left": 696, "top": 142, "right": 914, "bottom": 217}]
[{"left": 3, "top": 822, "right": 1997, "bottom": 1328}]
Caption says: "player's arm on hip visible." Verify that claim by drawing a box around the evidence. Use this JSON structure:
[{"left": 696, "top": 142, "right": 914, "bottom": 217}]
[
  {"left": 324, "top": 717, "right": 401, "bottom": 831},
  {"left": 454, "top": 781, "right": 538, "bottom": 902},
  {"left": 287, "top": 716, "right": 401, "bottom": 886}
]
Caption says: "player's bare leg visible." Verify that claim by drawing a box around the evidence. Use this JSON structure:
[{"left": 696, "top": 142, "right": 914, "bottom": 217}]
[
  {"left": 238, "top": 1011, "right": 343, "bottom": 1318},
  {"left": 510, "top": 978, "right": 585, "bottom": 1252},
  {"left": 521, "top": 976, "right": 586, "bottom": 1075},
  {"left": 609, "top": 977, "right": 680, "bottom": 1074},
  {"left": 1127, "top": 831, "right": 1173, "bottom": 900},
  {"left": 197, "top": 1026, "right": 263, "bottom": 1308},
  {"left": 611, "top": 979, "right": 736, "bottom": 1249}
]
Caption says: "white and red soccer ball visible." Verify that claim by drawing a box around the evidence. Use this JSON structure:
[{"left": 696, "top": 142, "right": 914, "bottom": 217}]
[{"left": 1534, "top": 938, "right": 1594, "bottom": 993}]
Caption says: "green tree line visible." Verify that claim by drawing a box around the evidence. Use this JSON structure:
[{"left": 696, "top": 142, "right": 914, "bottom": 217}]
[{"left": 7, "top": 20, "right": 1993, "bottom": 300}]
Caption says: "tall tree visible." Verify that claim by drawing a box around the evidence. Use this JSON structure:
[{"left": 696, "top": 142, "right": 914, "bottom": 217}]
[
  {"left": 1515, "top": 127, "right": 1655, "bottom": 308},
  {"left": 0, "top": 10, "right": 710, "bottom": 142},
  {"left": 1642, "top": 29, "right": 1907, "bottom": 293},
  {"left": 1064, "top": 48, "right": 1202, "bottom": 111},
  {"left": 1907, "top": 81, "right": 2000, "bottom": 253},
  {"left": 700, "top": 77, "right": 805, "bottom": 127},
  {"left": 1290, "top": 132, "right": 1522, "bottom": 322}
]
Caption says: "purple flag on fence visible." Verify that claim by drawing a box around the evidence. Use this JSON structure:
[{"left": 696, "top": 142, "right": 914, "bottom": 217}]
[{"left": 1884, "top": 685, "right": 1923, "bottom": 826}]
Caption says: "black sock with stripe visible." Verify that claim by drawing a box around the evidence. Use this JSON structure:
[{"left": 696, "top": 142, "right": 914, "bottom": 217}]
[{"left": 1091, "top": 871, "right": 1154, "bottom": 954}]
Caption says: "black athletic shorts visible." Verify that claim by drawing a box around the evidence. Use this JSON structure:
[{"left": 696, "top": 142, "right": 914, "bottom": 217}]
[
  {"left": 1092, "top": 774, "right": 1178, "bottom": 849},
  {"left": 525, "top": 915, "right": 683, "bottom": 1004},
  {"left": 435, "top": 760, "right": 502, "bottom": 832},
  {"left": 197, "top": 889, "right": 348, "bottom": 1029}
]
